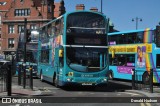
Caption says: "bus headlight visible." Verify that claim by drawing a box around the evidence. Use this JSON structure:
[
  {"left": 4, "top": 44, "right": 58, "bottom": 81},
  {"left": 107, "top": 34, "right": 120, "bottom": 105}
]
[
  {"left": 67, "top": 78, "right": 72, "bottom": 82},
  {"left": 103, "top": 78, "right": 107, "bottom": 82}
]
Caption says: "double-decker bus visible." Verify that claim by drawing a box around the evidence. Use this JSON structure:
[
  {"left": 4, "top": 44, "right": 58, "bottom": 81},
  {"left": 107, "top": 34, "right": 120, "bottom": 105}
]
[
  {"left": 16, "top": 30, "right": 39, "bottom": 77},
  {"left": 108, "top": 26, "right": 160, "bottom": 84},
  {"left": 38, "top": 11, "right": 109, "bottom": 87}
]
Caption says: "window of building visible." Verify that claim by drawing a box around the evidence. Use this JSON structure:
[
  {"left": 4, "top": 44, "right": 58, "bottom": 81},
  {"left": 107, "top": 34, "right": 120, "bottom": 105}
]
[
  {"left": 30, "top": 25, "right": 37, "bottom": 30},
  {"left": 8, "top": 38, "right": 14, "bottom": 48},
  {"left": 8, "top": 25, "right": 15, "bottom": 34},
  {"left": 18, "top": 25, "right": 24, "bottom": 33},
  {"left": 15, "top": 9, "right": 30, "bottom": 16},
  {"left": 0, "top": 16, "right": 1, "bottom": 24},
  {"left": 48, "top": 5, "right": 51, "bottom": 13},
  {"left": 0, "top": 2, "right": 7, "bottom": 5},
  {"left": 0, "top": 42, "right": 1, "bottom": 50}
]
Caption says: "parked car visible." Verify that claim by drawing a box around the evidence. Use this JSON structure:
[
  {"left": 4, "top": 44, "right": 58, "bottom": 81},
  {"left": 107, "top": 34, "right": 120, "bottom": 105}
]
[
  {"left": 25, "top": 65, "right": 38, "bottom": 78},
  {"left": 16, "top": 63, "right": 38, "bottom": 78}
]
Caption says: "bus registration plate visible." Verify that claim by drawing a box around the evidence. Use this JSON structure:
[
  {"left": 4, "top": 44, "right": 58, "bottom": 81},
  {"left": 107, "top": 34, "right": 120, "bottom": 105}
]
[{"left": 82, "top": 83, "right": 93, "bottom": 86}]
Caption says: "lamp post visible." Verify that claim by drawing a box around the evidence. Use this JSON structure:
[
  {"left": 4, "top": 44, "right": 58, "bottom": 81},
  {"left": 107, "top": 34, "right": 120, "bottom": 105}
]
[
  {"left": 23, "top": 18, "right": 27, "bottom": 89},
  {"left": 101, "top": 0, "right": 103, "bottom": 13},
  {"left": 132, "top": 17, "right": 142, "bottom": 30}
]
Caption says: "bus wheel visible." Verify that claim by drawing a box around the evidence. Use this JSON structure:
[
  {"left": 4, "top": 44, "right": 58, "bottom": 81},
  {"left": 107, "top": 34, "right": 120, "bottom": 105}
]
[
  {"left": 53, "top": 75, "right": 59, "bottom": 88},
  {"left": 107, "top": 71, "right": 113, "bottom": 80},
  {"left": 142, "top": 72, "right": 150, "bottom": 85},
  {"left": 40, "top": 71, "right": 44, "bottom": 82}
]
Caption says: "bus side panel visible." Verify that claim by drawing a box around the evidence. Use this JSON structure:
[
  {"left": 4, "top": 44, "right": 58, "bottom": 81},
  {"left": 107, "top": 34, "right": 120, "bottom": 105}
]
[
  {"left": 135, "top": 44, "right": 160, "bottom": 83},
  {"left": 109, "top": 66, "right": 133, "bottom": 80},
  {"left": 152, "top": 44, "right": 160, "bottom": 83},
  {"left": 38, "top": 64, "right": 54, "bottom": 81}
]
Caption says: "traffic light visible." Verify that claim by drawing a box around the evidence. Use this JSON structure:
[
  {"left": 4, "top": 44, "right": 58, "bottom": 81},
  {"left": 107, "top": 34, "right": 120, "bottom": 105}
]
[
  {"left": 26, "top": 29, "right": 31, "bottom": 42},
  {"left": 156, "top": 26, "right": 160, "bottom": 47}
]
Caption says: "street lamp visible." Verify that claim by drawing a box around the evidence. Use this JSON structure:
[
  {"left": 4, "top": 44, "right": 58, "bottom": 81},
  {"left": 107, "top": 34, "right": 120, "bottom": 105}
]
[
  {"left": 95, "top": 0, "right": 103, "bottom": 13},
  {"left": 132, "top": 17, "right": 142, "bottom": 30},
  {"left": 101, "top": 0, "right": 103, "bottom": 13}
]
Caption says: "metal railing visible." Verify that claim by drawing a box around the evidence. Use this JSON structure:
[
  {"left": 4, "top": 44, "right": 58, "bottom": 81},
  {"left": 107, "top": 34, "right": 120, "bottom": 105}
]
[{"left": 132, "top": 69, "right": 160, "bottom": 93}]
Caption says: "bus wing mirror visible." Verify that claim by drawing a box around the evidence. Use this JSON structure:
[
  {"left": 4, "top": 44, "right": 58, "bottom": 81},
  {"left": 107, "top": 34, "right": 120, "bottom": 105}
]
[
  {"left": 112, "top": 50, "right": 115, "bottom": 58},
  {"left": 59, "top": 49, "right": 63, "bottom": 58}
]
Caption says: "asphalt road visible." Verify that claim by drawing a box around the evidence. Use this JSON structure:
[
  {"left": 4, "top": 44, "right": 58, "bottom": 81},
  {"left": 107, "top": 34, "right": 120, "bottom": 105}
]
[{"left": 10, "top": 77, "right": 158, "bottom": 106}]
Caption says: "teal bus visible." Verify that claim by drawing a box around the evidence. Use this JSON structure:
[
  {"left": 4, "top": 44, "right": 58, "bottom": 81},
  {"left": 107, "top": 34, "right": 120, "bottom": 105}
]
[
  {"left": 37, "top": 11, "right": 109, "bottom": 87},
  {"left": 16, "top": 30, "right": 39, "bottom": 77},
  {"left": 108, "top": 26, "right": 160, "bottom": 84}
]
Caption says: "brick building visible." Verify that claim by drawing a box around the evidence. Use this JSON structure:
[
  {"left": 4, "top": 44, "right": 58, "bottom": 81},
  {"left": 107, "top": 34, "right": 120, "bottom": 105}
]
[{"left": 0, "top": 0, "right": 65, "bottom": 59}]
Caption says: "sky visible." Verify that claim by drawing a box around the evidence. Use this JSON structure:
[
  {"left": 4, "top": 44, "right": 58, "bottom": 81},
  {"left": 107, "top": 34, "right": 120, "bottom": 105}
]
[{"left": 55, "top": 0, "right": 160, "bottom": 31}]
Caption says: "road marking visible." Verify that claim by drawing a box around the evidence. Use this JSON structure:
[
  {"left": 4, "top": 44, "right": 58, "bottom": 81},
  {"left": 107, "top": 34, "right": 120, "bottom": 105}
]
[
  {"left": 103, "top": 94, "right": 108, "bottom": 95},
  {"left": 117, "top": 93, "right": 121, "bottom": 96},
  {"left": 140, "top": 103, "right": 151, "bottom": 106},
  {"left": 119, "top": 92, "right": 141, "bottom": 96},
  {"left": 90, "top": 93, "right": 95, "bottom": 95},
  {"left": 38, "top": 87, "right": 59, "bottom": 92},
  {"left": 146, "top": 103, "right": 151, "bottom": 106},
  {"left": 77, "top": 92, "right": 83, "bottom": 94},
  {"left": 47, "top": 88, "right": 60, "bottom": 90},
  {"left": 43, "top": 87, "right": 60, "bottom": 90},
  {"left": 140, "top": 103, "right": 145, "bottom": 106}
]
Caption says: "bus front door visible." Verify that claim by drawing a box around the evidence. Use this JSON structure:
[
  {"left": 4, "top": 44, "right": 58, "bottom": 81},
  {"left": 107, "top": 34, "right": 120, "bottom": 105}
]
[{"left": 54, "top": 47, "right": 64, "bottom": 86}]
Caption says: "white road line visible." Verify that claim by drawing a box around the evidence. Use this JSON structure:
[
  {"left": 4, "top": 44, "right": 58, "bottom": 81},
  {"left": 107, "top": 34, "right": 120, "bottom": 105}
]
[
  {"left": 119, "top": 92, "right": 141, "bottom": 96},
  {"left": 117, "top": 93, "right": 121, "bottom": 96},
  {"left": 140, "top": 103, "right": 145, "bottom": 106},
  {"left": 146, "top": 103, "right": 151, "bottom": 106},
  {"left": 141, "top": 103, "right": 151, "bottom": 106},
  {"left": 44, "top": 87, "right": 60, "bottom": 90}
]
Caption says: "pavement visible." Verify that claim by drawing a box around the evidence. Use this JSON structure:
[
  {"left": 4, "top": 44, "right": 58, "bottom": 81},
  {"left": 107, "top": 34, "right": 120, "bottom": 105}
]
[
  {"left": 127, "top": 88, "right": 160, "bottom": 97},
  {"left": 0, "top": 79, "right": 160, "bottom": 105},
  {"left": 0, "top": 80, "right": 160, "bottom": 97},
  {"left": 126, "top": 87, "right": 160, "bottom": 106},
  {"left": 0, "top": 84, "right": 42, "bottom": 97}
]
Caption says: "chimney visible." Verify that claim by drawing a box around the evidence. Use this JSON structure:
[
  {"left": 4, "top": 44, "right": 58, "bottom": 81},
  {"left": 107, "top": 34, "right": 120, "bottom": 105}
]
[
  {"left": 59, "top": 0, "right": 66, "bottom": 16},
  {"left": 76, "top": 4, "right": 85, "bottom": 10},
  {"left": 90, "top": 7, "right": 98, "bottom": 12}
]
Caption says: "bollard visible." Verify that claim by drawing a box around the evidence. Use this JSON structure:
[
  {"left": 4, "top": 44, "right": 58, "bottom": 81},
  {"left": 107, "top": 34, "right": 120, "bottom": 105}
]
[
  {"left": 18, "top": 65, "right": 22, "bottom": 85},
  {"left": 132, "top": 69, "right": 135, "bottom": 90},
  {"left": 23, "top": 63, "right": 26, "bottom": 89},
  {"left": 150, "top": 69, "right": 153, "bottom": 93},
  {"left": 7, "top": 64, "right": 12, "bottom": 96},
  {"left": 29, "top": 66, "right": 33, "bottom": 90}
]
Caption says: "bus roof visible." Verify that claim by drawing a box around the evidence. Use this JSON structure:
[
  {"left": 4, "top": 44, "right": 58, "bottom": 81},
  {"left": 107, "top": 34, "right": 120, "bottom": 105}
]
[
  {"left": 40, "top": 11, "right": 107, "bottom": 29},
  {"left": 108, "top": 28, "right": 155, "bottom": 36}
]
